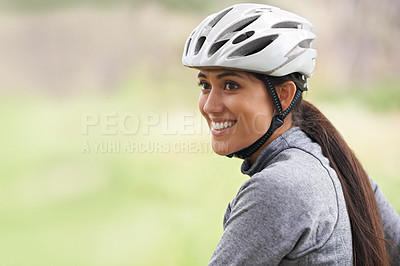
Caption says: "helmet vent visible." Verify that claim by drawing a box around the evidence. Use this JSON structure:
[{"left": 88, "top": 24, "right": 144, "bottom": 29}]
[
  {"left": 213, "top": 15, "right": 260, "bottom": 47},
  {"left": 208, "top": 40, "right": 229, "bottom": 57},
  {"left": 208, "top": 7, "right": 233, "bottom": 28},
  {"left": 231, "top": 15, "right": 260, "bottom": 32},
  {"left": 185, "top": 38, "right": 192, "bottom": 56},
  {"left": 299, "top": 39, "right": 312, "bottom": 48},
  {"left": 229, "top": 35, "right": 278, "bottom": 57},
  {"left": 272, "top": 21, "right": 302, "bottom": 29},
  {"left": 232, "top": 31, "right": 255, "bottom": 44},
  {"left": 194, "top": 36, "right": 206, "bottom": 55},
  {"left": 250, "top": 7, "right": 276, "bottom": 14}
]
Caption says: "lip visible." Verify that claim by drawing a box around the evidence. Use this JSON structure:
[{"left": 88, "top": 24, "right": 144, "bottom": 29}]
[{"left": 209, "top": 120, "right": 237, "bottom": 136}]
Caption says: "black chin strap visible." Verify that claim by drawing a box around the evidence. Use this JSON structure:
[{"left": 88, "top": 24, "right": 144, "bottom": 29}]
[{"left": 227, "top": 76, "right": 303, "bottom": 159}]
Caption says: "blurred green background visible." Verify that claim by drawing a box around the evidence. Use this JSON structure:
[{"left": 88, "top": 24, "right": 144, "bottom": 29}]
[{"left": 0, "top": 0, "right": 399, "bottom": 265}]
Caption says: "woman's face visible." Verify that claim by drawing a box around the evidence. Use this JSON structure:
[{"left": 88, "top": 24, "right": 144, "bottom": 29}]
[{"left": 198, "top": 69, "right": 274, "bottom": 156}]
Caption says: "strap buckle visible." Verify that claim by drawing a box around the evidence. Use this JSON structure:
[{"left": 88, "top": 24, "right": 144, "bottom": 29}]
[{"left": 271, "top": 115, "right": 284, "bottom": 130}]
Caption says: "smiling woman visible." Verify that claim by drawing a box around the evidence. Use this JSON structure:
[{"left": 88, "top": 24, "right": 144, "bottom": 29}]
[
  {"left": 197, "top": 70, "right": 275, "bottom": 160},
  {"left": 182, "top": 3, "right": 400, "bottom": 266}
]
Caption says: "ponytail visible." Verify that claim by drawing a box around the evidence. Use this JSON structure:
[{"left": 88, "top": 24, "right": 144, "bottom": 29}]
[{"left": 292, "top": 100, "right": 389, "bottom": 266}]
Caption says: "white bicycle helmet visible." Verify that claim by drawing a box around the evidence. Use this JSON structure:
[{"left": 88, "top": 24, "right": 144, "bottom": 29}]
[{"left": 182, "top": 3, "right": 317, "bottom": 78}]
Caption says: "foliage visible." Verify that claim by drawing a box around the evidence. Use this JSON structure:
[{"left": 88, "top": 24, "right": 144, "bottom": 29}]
[{"left": 310, "top": 80, "right": 400, "bottom": 112}]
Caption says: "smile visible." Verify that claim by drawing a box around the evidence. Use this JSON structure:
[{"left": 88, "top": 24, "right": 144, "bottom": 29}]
[{"left": 211, "top": 121, "right": 237, "bottom": 131}]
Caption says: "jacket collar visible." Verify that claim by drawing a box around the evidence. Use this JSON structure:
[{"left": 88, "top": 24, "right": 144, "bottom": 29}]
[{"left": 241, "top": 127, "right": 307, "bottom": 176}]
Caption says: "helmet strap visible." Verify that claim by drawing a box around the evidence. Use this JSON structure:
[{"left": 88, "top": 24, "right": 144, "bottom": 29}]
[{"left": 227, "top": 76, "right": 303, "bottom": 159}]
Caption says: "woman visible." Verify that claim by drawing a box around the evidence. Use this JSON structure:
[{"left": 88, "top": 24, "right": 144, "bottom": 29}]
[{"left": 182, "top": 3, "right": 400, "bottom": 266}]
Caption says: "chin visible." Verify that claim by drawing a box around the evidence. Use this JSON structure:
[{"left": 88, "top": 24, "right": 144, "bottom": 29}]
[
  {"left": 211, "top": 140, "right": 247, "bottom": 156},
  {"left": 211, "top": 138, "right": 258, "bottom": 157},
  {"left": 211, "top": 141, "right": 231, "bottom": 156},
  {"left": 212, "top": 148, "right": 230, "bottom": 156}
]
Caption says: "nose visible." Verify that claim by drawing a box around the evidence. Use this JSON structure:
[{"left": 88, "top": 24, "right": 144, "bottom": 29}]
[{"left": 203, "top": 88, "right": 225, "bottom": 115}]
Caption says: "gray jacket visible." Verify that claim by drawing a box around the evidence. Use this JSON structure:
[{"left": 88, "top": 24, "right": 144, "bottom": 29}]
[{"left": 208, "top": 127, "right": 400, "bottom": 265}]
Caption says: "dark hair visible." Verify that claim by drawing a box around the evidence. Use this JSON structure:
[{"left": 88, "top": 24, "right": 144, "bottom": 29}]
[
  {"left": 252, "top": 72, "right": 390, "bottom": 265},
  {"left": 292, "top": 99, "right": 389, "bottom": 265}
]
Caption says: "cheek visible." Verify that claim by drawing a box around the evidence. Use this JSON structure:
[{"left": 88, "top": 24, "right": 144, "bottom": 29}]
[
  {"left": 240, "top": 99, "right": 273, "bottom": 134},
  {"left": 198, "top": 94, "right": 208, "bottom": 118},
  {"left": 254, "top": 104, "right": 274, "bottom": 130},
  {"left": 252, "top": 112, "right": 272, "bottom": 133}
]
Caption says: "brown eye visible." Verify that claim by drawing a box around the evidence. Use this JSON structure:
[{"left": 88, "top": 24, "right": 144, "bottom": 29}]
[
  {"left": 224, "top": 81, "right": 239, "bottom": 91},
  {"left": 198, "top": 81, "right": 211, "bottom": 91}
]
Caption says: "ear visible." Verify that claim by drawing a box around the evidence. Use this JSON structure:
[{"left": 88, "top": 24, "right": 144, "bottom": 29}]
[{"left": 276, "top": 81, "right": 297, "bottom": 110}]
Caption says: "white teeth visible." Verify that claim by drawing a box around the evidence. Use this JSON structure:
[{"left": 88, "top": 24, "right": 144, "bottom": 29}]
[{"left": 211, "top": 121, "right": 236, "bottom": 130}]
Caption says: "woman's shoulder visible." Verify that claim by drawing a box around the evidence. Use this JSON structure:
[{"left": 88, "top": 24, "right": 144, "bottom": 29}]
[
  {"left": 235, "top": 146, "right": 341, "bottom": 229},
  {"left": 237, "top": 152, "right": 338, "bottom": 216},
  {"left": 257, "top": 146, "right": 338, "bottom": 196},
  {"left": 228, "top": 151, "right": 342, "bottom": 256}
]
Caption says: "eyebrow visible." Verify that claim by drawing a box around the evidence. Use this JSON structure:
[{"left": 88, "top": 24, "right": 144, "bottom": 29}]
[
  {"left": 197, "top": 71, "right": 245, "bottom": 79},
  {"left": 198, "top": 72, "right": 207, "bottom": 78}
]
